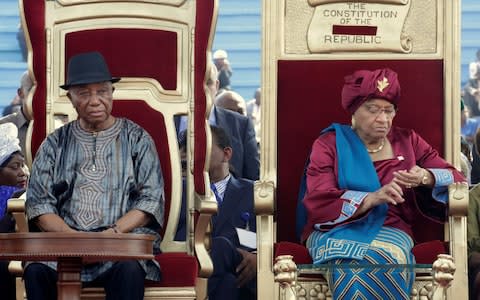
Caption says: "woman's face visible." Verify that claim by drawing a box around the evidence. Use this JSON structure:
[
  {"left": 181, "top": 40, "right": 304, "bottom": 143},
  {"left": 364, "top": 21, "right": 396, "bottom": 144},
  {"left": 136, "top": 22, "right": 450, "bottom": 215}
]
[
  {"left": 352, "top": 98, "right": 396, "bottom": 141},
  {"left": 0, "top": 153, "right": 27, "bottom": 188}
]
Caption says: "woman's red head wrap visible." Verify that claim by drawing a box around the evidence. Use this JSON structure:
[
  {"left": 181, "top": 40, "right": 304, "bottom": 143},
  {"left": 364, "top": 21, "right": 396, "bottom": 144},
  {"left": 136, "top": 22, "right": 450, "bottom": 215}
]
[{"left": 341, "top": 68, "right": 401, "bottom": 114}]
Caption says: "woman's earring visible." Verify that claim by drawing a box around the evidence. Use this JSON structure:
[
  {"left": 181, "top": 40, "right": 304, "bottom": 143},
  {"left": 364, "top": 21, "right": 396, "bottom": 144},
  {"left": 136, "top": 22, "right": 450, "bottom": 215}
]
[{"left": 351, "top": 117, "right": 356, "bottom": 129}]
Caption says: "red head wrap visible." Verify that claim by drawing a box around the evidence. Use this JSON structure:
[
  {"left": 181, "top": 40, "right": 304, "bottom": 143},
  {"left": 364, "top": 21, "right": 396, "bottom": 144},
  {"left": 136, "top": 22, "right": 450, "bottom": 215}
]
[{"left": 341, "top": 68, "right": 401, "bottom": 114}]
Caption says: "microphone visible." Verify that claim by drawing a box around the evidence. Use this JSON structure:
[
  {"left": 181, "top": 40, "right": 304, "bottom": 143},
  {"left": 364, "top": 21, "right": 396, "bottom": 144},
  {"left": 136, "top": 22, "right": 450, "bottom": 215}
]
[{"left": 241, "top": 212, "right": 250, "bottom": 231}]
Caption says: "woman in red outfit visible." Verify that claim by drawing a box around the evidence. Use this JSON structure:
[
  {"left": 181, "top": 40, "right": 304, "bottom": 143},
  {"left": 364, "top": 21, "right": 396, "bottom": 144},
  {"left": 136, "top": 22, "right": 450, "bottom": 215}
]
[{"left": 302, "top": 68, "right": 465, "bottom": 300}]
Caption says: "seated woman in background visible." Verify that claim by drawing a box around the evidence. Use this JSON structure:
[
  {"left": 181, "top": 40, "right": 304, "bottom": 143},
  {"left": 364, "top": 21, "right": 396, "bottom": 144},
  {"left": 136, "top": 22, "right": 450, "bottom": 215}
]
[
  {"left": 301, "top": 68, "right": 465, "bottom": 300},
  {"left": 0, "top": 122, "right": 28, "bottom": 300}
]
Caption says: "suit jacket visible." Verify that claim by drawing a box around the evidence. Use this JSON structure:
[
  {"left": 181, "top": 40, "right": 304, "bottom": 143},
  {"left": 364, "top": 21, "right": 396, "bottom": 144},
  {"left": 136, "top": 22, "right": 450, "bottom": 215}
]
[
  {"left": 214, "top": 106, "right": 259, "bottom": 181},
  {"left": 212, "top": 176, "right": 256, "bottom": 248},
  {"left": 175, "top": 176, "right": 256, "bottom": 246}
]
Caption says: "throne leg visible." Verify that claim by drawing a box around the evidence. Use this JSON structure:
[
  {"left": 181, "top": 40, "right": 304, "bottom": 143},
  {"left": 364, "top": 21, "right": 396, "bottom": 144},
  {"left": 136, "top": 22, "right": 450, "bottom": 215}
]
[
  {"left": 274, "top": 255, "right": 297, "bottom": 300},
  {"left": 430, "top": 254, "right": 456, "bottom": 300}
]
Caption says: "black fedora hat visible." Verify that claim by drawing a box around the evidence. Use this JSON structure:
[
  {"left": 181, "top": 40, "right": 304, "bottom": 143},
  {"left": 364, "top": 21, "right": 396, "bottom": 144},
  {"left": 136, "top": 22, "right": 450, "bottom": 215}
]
[{"left": 60, "top": 51, "right": 120, "bottom": 90}]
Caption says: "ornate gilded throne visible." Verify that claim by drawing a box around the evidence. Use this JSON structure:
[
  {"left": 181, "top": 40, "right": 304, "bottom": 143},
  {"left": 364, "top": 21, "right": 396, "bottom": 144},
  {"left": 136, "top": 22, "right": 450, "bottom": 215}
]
[
  {"left": 256, "top": 0, "right": 468, "bottom": 300},
  {"left": 10, "top": 0, "right": 219, "bottom": 299}
]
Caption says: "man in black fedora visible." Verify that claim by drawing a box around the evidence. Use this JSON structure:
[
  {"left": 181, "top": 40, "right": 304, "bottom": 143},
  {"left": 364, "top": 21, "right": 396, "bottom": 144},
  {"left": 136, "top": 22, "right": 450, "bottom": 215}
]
[{"left": 23, "top": 51, "right": 165, "bottom": 300}]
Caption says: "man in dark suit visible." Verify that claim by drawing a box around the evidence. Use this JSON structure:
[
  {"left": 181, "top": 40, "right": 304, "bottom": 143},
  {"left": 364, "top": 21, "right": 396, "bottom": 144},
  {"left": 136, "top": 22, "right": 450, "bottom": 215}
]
[
  {"left": 208, "top": 125, "right": 257, "bottom": 300},
  {"left": 175, "top": 63, "right": 259, "bottom": 180},
  {"left": 212, "top": 105, "right": 259, "bottom": 180},
  {"left": 175, "top": 126, "right": 257, "bottom": 299}
]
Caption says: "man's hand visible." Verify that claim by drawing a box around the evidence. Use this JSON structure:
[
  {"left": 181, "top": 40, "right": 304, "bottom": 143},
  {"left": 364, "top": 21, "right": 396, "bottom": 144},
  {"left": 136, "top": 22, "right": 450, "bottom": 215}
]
[{"left": 236, "top": 248, "right": 257, "bottom": 287}]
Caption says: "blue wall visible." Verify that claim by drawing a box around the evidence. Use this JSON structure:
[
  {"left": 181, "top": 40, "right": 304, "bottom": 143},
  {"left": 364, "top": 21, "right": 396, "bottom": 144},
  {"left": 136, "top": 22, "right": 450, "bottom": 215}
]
[
  {"left": 462, "top": 1, "right": 480, "bottom": 86},
  {"left": 0, "top": 0, "right": 27, "bottom": 112},
  {"left": 212, "top": 0, "right": 261, "bottom": 102}
]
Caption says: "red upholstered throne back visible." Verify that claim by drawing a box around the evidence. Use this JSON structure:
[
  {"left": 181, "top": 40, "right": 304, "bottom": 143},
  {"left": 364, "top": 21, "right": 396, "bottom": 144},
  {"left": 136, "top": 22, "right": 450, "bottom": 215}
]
[{"left": 276, "top": 60, "right": 447, "bottom": 262}]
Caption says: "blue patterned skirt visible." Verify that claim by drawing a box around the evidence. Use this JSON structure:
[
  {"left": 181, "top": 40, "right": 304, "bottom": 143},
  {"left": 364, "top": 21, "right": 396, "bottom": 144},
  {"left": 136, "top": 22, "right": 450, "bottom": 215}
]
[{"left": 306, "top": 226, "right": 415, "bottom": 300}]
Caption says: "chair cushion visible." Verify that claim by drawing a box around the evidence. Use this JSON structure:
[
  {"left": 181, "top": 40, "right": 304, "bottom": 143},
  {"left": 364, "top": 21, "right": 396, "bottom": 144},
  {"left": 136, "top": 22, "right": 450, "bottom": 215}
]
[
  {"left": 411, "top": 240, "right": 448, "bottom": 264},
  {"left": 274, "top": 240, "right": 448, "bottom": 266},
  {"left": 146, "top": 252, "right": 198, "bottom": 287},
  {"left": 274, "top": 241, "right": 312, "bottom": 265}
]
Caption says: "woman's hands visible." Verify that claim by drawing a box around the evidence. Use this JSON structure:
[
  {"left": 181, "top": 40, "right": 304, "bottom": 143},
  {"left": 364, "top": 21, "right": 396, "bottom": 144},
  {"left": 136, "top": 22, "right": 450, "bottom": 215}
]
[
  {"left": 355, "top": 181, "right": 405, "bottom": 216},
  {"left": 393, "top": 166, "right": 433, "bottom": 188},
  {"left": 355, "top": 166, "right": 434, "bottom": 216},
  {"left": 366, "top": 181, "right": 405, "bottom": 208}
]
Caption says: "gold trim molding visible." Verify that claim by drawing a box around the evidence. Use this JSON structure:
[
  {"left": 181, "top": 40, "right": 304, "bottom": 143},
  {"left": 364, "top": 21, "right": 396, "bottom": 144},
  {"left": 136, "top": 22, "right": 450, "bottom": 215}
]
[{"left": 55, "top": 0, "right": 188, "bottom": 7}]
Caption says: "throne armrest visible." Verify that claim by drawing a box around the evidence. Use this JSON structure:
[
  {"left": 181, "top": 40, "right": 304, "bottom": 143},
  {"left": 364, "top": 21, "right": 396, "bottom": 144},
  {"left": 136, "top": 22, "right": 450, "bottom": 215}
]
[
  {"left": 442, "top": 182, "right": 468, "bottom": 300},
  {"left": 448, "top": 182, "right": 468, "bottom": 217},
  {"left": 7, "top": 193, "right": 27, "bottom": 233}
]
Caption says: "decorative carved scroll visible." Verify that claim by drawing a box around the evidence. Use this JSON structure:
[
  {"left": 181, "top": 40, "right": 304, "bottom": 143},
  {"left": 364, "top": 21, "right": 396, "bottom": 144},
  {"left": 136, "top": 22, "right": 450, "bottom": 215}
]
[
  {"left": 307, "top": 0, "right": 412, "bottom": 53},
  {"left": 274, "top": 255, "right": 297, "bottom": 300},
  {"left": 431, "top": 254, "right": 456, "bottom": 300}
]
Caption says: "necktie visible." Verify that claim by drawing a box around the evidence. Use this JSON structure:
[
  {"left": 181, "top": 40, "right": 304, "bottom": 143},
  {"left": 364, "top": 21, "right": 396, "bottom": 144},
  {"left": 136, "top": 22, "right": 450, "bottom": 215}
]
[{"left": 210, "top": 183, "right": 222, "bottom": 204}]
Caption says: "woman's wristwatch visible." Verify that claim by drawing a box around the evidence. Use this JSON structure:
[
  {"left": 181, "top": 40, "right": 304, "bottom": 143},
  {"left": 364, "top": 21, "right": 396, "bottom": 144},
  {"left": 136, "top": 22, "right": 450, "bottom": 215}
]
[{"left": 421, "top": 169, "right": 429, "bottom": 186}]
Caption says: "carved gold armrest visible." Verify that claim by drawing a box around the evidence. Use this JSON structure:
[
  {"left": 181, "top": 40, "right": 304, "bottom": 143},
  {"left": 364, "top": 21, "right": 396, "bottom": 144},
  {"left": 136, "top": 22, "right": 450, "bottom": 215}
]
[
  {"left": 193, "top": 191, "right": 217, "bottom": 278},
  {"left": 6, "top": 193, "right": 27, "bottom": 283},
  {"left": 7, "top": 260, "right": 23, "bottom": 276},
  {"left": 7, "top": 195, "right": 28, "bottom": 233},
  {"left": 447, "top": 182, "right": 468, "bottom": 217}
]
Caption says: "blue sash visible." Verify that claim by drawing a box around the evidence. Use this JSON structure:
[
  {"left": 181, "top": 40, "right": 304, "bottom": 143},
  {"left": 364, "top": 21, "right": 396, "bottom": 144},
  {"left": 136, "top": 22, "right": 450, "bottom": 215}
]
[{"left": 309, "top": 123, "right": 388, "bottom": 264}]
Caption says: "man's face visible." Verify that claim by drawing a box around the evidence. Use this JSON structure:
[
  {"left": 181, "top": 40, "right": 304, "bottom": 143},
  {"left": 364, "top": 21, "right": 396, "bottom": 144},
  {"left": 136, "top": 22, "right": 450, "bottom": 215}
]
[
  {"left": 68, "top": 81, "right": 114, "bottom": 130},
  {"left": 207, "top": 75, "right": 218, "bottom": 99},
  {"left": 208, "top": 135, "right": 232, "bottom": 179},
  {"left": 208, "top": 136, "right": 225, "bottom": 176}
]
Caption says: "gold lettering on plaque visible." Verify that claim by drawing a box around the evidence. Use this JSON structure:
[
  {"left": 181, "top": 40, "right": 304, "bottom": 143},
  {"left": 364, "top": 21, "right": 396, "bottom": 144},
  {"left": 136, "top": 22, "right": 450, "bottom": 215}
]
[{"left": 307, "top": 1, "right": 412, "bottom": 53}]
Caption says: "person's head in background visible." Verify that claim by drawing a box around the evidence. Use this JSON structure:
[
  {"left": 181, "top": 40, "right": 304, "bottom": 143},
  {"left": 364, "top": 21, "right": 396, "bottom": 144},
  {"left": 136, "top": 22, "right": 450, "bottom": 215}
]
[
  {"left": 209, "top": 125, "right": 234, "bottom": 182},
  {"left": 206, "top": 61, "right": 219, "bottom": 100},
  {"left": 215, "top": 90, "right": 247, "bottom": 116},
  {"left": 461, "top": 136, "right": 472, "bottom": 162},
  {"left": 253, "top": 88, "right": 261, "bottom": 106},
  {"left": 213, "top": 49, "right": 228, "bottom": 71},
  {"left": 178, "top": 130, "right": 188, "bottom": 178},
  {"left": 0, "top": 123, "right": 27, "bottom": 188},
  {"left": 461, "top": 98, "right": 469, "bottom": 126},
  {"left": 3, "top": 71, "right": 33, "bottom": 116},
  {"left": 18, "top": 71, "right": 34, "bottom": 109},
  {"left": 212, "top": 49, "right": 232, "bottom": 92}
]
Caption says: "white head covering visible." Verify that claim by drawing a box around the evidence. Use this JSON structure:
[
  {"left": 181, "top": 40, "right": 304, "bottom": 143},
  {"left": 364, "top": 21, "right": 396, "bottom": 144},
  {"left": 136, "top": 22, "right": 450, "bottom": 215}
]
[
  {"left": 213, "top": 49, "right": 228, "bottom": 60},
  {"left": 0, "top": 123, "right": 21, "bottom": 166}
]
